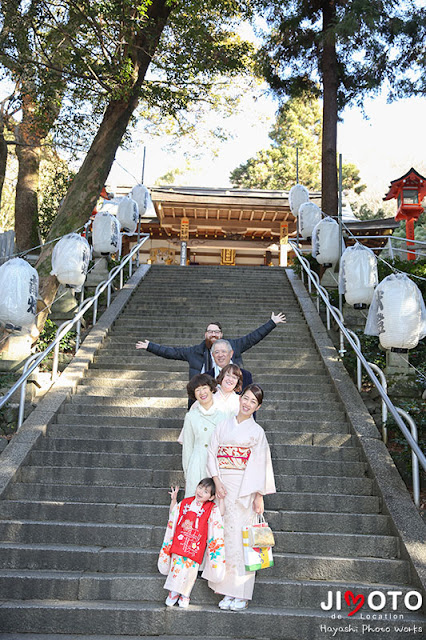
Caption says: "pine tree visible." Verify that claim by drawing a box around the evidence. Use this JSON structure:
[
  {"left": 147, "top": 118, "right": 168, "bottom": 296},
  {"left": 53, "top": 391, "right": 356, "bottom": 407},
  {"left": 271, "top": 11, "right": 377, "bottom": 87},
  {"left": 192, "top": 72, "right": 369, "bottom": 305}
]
[{"left": 254, "top": 0, "right": 421, "bottom": 215}]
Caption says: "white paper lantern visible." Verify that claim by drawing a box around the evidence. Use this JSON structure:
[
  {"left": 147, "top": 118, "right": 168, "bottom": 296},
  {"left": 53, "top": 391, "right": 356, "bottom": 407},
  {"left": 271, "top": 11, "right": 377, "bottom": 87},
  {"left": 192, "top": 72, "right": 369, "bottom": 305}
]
[
  {"left": 289, "top": 184, "right": 310, "bottom": 217},
  {"left": 130, "top": 184, "right": 149, "bottom": 216},
  {"left": 98, "top": 198, "right": 120, "bottom": 216},
  {"left": 117, "top": 196, "right": 139, "bottom": 233},
  {"left": 50, "top": 233, "right": 90, "bottom": 291},
  {"left": 92, "top": 211, "right": 121, "bottom": 255},
  {"left": 339, "top": 244, "right": 378, "bottom": 308},
  {"left": 365, "top": 273, "right": 426, "bottom": 349},
  {"left": 312, "top": 216, "right": 342, "bottom": 266},
  {"left": 299, "top": 202, "right": 323, "bottom": 239},
  {"left": 0, "top": 257, "right": 38, "bottom": 330}
]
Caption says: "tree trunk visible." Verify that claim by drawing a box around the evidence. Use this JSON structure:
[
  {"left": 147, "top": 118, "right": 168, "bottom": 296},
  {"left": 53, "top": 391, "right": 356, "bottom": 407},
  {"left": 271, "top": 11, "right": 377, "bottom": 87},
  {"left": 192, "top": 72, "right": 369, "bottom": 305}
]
[
  {"left": 35, "top": 0, "right": 173, "bottom": 331},
  {"left": 13, "top": 85, "right": 45, "bottom": 252},
  {"left": 15, "top": 139, "right": 41, "bottom": 252},
  {"left": 321, "top": 0, "right": 338, "bottom": 216},
  {"left": 0, "top": 129, "right": 7, "bottom": 214}
]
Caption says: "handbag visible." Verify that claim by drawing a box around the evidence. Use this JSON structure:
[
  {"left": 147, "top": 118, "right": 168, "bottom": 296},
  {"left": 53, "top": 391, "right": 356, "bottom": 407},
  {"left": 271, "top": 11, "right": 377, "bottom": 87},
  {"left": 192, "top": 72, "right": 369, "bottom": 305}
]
[
  {"left": 242, "top": 514, "right": 274, "bottom": 572},
  {"left": 247, "top": 514, "right": 275, "bottom": 548}
]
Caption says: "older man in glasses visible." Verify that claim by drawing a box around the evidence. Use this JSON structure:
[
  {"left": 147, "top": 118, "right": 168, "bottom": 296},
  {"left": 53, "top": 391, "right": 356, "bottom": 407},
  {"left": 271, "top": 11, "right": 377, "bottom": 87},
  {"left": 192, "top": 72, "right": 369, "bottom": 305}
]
[{"left": 135, "top": 312, "right": 285, "bottom": 380}]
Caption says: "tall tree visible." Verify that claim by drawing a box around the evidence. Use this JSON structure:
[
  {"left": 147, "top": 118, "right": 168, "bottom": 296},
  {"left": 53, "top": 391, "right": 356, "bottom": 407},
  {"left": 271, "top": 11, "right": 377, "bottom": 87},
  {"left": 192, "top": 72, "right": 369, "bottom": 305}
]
[
  {"left": 230, "top": 94, "right": 322, "bottom": 190},
  {"left": 0, "top": 1, "right": 75, "bottom": 250},
  {"left": 230, "top": 94, "right": 365, "bottom": 195},
  {"left": 254, "top": 0, "right": 418, "bottom": 215},
  {"left": 0, "top": 0, "right": 254, "bottom": 337}
]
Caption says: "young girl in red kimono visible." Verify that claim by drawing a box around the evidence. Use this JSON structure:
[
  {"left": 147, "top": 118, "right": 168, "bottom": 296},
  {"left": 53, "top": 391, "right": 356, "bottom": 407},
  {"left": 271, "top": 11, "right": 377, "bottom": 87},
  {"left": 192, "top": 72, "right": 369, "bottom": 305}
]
[{"left": 158, "top": 477, "right": 226, "bottom": 608}]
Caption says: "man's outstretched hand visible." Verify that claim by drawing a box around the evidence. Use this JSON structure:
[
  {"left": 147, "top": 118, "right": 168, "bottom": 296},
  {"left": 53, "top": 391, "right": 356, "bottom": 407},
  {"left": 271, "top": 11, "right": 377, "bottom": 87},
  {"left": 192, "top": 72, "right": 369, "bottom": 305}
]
[
  {"left": 135, "top": 340, "right": 149, "bottom": 349},
  {"left": 271, "top": 312, "right": 286, "bottom": 325}
]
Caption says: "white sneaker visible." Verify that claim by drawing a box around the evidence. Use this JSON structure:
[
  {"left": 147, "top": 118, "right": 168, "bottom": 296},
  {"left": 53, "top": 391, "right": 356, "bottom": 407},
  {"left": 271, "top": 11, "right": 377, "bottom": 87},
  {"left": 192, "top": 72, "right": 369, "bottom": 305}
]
[
  {"left": 218, "top": 595, "right": 234, "bottom": 610},
  {"left": 230, "top": 598, "right": 248, "bottom": 611}
]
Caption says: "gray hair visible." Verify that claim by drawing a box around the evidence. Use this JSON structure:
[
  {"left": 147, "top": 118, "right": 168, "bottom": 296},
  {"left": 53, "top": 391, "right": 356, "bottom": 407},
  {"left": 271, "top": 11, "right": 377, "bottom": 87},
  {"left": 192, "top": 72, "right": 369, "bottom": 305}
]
[{"left": 211, "top": 339, "right": 233, "bottom": 353}]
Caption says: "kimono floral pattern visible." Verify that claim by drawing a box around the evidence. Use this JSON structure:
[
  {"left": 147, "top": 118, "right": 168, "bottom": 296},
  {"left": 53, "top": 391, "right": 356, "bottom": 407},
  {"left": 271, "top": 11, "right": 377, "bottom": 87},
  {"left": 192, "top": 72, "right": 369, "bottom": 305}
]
[{"left": 158, "top": 501, "right": 226, "bottom": 598}]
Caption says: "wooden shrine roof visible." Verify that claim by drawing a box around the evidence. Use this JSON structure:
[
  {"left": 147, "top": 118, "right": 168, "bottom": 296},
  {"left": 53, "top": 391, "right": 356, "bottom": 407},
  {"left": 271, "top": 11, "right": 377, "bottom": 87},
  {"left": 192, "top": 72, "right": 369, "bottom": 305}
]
[{"left": 148, "top": 186, "right": 322, "bottom": 240}]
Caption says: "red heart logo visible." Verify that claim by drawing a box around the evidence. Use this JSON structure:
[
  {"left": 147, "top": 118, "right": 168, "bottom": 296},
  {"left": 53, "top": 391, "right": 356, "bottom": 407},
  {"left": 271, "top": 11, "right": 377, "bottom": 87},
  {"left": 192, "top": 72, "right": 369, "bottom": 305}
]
[{"left": 344, "top": 590, "right": 365, "bottom": 616}]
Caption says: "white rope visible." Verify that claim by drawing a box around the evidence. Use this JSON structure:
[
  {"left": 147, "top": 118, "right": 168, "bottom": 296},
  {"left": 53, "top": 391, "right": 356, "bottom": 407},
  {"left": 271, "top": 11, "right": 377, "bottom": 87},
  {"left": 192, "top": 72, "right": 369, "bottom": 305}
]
[
  {"left": 341, "top": 220, "right": 426, "bottom": 283},
  {"left": 7, "top": 224, "right": 86, "bottom": 261}
]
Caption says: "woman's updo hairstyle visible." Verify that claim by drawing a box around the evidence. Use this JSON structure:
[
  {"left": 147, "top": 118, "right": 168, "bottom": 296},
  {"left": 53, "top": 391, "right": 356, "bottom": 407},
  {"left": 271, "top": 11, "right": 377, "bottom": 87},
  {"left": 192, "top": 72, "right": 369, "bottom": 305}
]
[{"left": 242, "top": 383, "right": 264, "bottom": 406}]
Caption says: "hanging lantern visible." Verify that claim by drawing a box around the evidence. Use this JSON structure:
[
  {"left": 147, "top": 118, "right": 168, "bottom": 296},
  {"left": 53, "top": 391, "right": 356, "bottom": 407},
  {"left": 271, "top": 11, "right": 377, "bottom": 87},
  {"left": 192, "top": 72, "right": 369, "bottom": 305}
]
[
  {"left": 339, "top": 244, "right": 378, "bottom": 308},
  {"left": 50, "top": 233, "right": 91, "bottom": 291},
  {"left": 0, "top": 258, "right": 38, "bottom": 330},
  {"left": 289, "top": 184, "right": 309, "bottom": 217},
  {"left": 299, "top": 202, "right": 323, "bottom": 239},
  {"left": 98, "top": 198, "right": 120, "bottom": 216},
  {"left": 92, "top": 211, "right": 121, "bottom": 255},
  {"left": 117, "top": 196, "right": 139, "bottom": 233},
  {"left": 130, "top": 184, "right": 149, "bottom": 216},
  {"left": 365, "top": 273, "right": 426, "bottom": 349},
  {"left": 312, "top": 216, "right": 342, "bottom": 267}
]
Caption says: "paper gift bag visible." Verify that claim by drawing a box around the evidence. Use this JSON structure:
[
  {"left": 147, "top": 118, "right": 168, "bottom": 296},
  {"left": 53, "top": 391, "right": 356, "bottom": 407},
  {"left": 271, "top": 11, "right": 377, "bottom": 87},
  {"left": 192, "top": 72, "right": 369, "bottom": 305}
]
[
  {"left": 247, "top": 514, "right": 275, "bottom": 548},
  {"left": 242, "top": 527, "right": 274, "bottom": 571}
]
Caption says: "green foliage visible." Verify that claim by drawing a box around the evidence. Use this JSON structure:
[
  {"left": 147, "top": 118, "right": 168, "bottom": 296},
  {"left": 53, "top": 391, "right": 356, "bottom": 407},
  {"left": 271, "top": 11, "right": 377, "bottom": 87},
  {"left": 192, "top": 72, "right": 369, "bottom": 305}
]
[
  {"left": 254, "top": 0, "right": 420, "bottom": 110},
  {"left": 342, "top": 163, "right": 366, "bottom": 195},
  {"left": 387, "top": 399, "right": 426, "bottom": 487},
  {"left": 230, "top": 94, "right": 365, "bottom": 192},
  {"left": 230, "top": 94, "right": 322, "bottom": 190},
  {"left": 38, "top": 151, "right": 75, "bottom": 240},
  {"left": 351, "top": 204, "right": 388, "bottom": 221},
  {"left": 36, "top": 318, "right": 76, "bottom": 353},
  {"left": 377, "top": 257, "right": 426, "bottom": 299}
]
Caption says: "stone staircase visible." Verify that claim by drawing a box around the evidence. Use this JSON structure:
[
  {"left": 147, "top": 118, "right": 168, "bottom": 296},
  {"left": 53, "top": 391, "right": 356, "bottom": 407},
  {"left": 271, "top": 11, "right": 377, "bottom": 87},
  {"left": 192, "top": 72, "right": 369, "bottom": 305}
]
[{"left": 0, "top": 265, "right": 424, "bottom": 639}]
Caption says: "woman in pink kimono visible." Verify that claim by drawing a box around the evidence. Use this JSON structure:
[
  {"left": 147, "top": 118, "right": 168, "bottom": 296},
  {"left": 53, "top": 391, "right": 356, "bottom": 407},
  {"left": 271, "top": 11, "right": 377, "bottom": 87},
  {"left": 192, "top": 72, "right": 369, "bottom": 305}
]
[{"left": 207, "top": 384, "right": 276, "bottom": 611}]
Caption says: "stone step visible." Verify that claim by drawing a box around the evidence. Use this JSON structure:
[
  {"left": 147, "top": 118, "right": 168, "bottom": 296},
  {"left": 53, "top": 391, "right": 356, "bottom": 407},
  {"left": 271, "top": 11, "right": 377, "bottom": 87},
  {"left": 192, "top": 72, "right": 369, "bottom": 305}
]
[
  {"left": 76, "top": 379, "right": 335, "bottom": 393},
  {"left": 0, "top": 572, "right": 418, "bottom": 613},
  {"left": 53, "top": 414, "right": 349, "bottom": 434},
  {"left": 105, "top": 332, "right": 312, "bottom": 343},
  {"left": 0, "top": 502, "right": 390, "bottom": 535},
  {"left": 67, "top": 394, "right": 343, "bottom": 412},
  {"left": 0, "top": 600, "right": 424, "bottom": 639},
  {"left": 0, "top": 543, "right": 409, "bottom": 584},
  {"left": 45, "top": 426, "right": 355, "bottom": 447},
  {"left": 5, "top": 483, "right": 380, "bottom": 513},
  {"left": 82, "top": 369, "right": 330, "bottom": 382},
  {"left": 59, "top": 404, "right": 347, "bottom": 423},
  {"left": 35, "top": 438, "right": 360, "bottom": 460},
  {"left": 100, "top": 345, "right": 316, "bottom": 357},
  {"left": 89, "top": 361, "right": 328, "bottom": 374},
  {"left": 92, "top": 355, "right": 325, "bottom": 367},
  {"left": 0, "top": 518, "right": 398, "bottom": 559},
  {"left": 27, "top": 451, "right": 364, "bottom": 475},
  {"left": 18, "top": 465, "right": 371, "bottom": 492}
]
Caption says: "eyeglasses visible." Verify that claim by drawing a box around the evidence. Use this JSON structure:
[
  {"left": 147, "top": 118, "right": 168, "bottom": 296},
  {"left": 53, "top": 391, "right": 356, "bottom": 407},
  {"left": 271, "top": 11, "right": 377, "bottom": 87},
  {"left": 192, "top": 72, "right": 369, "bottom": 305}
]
[{"left": 206, "top": 330, "right": 222, "bottom": 335}]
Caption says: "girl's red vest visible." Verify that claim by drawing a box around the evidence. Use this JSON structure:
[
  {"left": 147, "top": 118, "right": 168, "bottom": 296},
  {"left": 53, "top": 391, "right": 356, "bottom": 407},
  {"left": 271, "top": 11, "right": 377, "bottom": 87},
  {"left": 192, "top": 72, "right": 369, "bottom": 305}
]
[{"left": 170, "top": 497, "right": 214, "bottom": 564}]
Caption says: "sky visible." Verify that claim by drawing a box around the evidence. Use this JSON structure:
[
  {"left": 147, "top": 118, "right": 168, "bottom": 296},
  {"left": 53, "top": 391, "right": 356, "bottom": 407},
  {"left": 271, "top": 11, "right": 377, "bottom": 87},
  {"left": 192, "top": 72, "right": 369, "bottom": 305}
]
[{"left": 106, "top": 89, "right": 426, "bottom": 214}]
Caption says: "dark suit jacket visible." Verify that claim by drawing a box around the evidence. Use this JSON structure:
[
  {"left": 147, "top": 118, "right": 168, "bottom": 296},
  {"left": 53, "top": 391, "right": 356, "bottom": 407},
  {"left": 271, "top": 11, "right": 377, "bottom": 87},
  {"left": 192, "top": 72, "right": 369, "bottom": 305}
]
[
  {"left": 206, "top": 367, "right": 253, "bottom": 393},
  {"left": 146, "top": 319, "right": 276, "bottom": 379}
]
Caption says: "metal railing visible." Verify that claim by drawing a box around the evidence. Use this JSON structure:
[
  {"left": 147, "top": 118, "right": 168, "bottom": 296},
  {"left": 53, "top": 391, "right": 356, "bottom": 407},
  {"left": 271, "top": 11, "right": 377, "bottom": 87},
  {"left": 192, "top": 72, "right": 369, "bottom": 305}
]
[
  {"left": 0, "top": 234, "right": 149, "bottom": 427},
  {"left": 290, "top": 240, "right": 426, "bottom": 507},
  {"left": 349, "top": 234, "right": 426, "bottom": 259}
]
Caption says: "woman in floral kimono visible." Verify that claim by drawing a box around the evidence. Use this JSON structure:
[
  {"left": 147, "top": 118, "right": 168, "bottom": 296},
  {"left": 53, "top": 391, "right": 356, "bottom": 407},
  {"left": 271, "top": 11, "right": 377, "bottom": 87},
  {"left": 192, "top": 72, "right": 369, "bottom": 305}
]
[
  {"left": 179, "top": 374, "right": 227, "bottom": 497},
  {"left": 158, "top": 478, "right": 226, "bottom": 608},
  {"left": 206, "top": 384, "right": 276, "bottom": 611}
]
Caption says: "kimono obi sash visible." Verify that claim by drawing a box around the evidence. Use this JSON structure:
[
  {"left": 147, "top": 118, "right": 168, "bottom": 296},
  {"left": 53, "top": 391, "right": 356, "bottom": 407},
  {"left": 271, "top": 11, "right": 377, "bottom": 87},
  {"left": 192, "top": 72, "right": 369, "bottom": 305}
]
[
  {"left": 217, "top": 444, "right": 252, "bottom": 470},
  {"left": 170, "top": 497, "right": 214, "bottom": 564}
]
